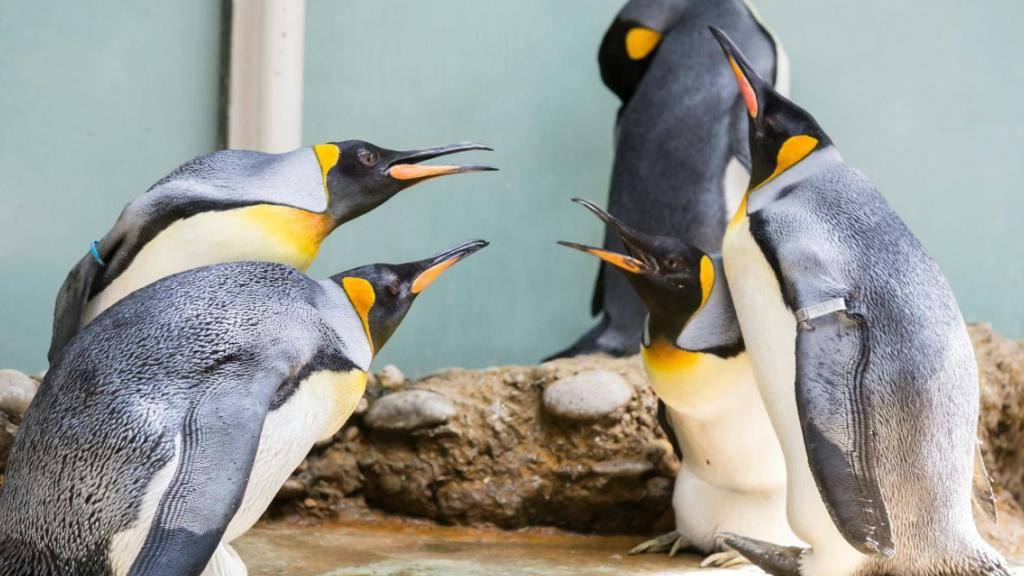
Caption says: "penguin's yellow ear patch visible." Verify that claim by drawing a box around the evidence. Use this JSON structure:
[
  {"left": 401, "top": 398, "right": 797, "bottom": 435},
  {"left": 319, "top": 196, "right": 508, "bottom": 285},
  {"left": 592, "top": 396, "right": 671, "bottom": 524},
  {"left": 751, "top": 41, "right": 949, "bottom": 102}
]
[
  {"left": 772, "top": 135, "right": 819, "bottom": 178},
  {"left": 698, "top": 255, "right": 714, "bottom": 309},
  {"left": 625, "top": 27, "right": 662, "bottom": 60},
  {"left": 341, "top": 277, "right": 375, "bottom": 352},
  {"left": 313, "top": 143, "right": 340, "bottom": 196}
]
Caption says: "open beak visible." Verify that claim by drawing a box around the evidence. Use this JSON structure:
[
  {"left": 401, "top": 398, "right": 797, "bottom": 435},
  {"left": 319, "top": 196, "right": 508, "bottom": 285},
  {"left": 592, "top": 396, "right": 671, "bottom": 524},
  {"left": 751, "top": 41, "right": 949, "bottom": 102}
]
[
  {"left": 411, "top": 239, "right": 489, "bottom": 294},
  {"left": 556, "top": 197, "right": 657, "bottom": 274},
  {"left": 387, "top": 142, "right": 498, "bottom": 182}
]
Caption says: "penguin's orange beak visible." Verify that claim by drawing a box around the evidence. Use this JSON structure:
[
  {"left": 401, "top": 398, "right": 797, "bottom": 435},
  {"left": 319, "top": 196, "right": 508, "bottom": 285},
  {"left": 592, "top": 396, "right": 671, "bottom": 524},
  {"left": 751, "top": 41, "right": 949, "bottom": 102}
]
[
  {"left": 557, "top": 198, "right": 657, "bottom": 275},
  {"left": 708, "top": 26, "right": 765, "bottom": 120},
  {"left": 386, "top": 142, "right": 497, "bottom": 182},
  {"left": 411, "top": 239, "right": 489, "bottom": 294}
]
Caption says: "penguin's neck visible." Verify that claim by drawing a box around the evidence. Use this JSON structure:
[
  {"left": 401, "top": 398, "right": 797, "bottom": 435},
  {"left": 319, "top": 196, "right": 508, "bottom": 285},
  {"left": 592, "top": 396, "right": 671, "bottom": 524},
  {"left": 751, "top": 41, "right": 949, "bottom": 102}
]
[
  {"left": 729, "top": 146, "right": 842, "bottom": 230},
  {"left": 315, "top": 280, "right": 374, "bottom": 372},
  {"left": 642, "top": 336, "right": 753, "bottom": 417},
  {"left": 83, "top": 205, "right": 336, "bottom": 325}
]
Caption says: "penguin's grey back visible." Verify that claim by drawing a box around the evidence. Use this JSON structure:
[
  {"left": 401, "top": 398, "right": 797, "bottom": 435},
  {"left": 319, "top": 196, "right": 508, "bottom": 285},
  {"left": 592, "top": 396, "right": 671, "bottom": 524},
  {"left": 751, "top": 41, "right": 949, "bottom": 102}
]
[
  {"left": 750, "top": 163, "right": 1004, "bottom": 573},
  {"left": 583, "top": 0, "right": 779, "bottom": 355},
  {"left": 0, "top": 262, "right": 331, "bottom": 575}
]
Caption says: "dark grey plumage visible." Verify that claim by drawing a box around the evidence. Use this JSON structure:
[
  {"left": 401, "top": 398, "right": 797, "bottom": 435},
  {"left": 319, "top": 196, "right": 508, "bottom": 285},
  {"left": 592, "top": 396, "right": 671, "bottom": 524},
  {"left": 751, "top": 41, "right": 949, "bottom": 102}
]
[
  {"left": 2, "top": 263, "right": 351, "bottom": 575},
  {"left": 748, "top": 155, "right": 1009, "bottom": 575},
  {"left": 557, "top": 0, "right": 781, "bottom": 357}
]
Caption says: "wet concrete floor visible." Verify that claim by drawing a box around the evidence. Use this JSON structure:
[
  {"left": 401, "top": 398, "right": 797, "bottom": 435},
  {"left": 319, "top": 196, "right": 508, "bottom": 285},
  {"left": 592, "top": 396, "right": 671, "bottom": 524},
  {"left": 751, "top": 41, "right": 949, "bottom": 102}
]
[
  {"left": 237, "top": 515, "right": 1024, "bottom": 576},
  {"left": 236, "top": 518, "right": 758, "bottom": 576}
]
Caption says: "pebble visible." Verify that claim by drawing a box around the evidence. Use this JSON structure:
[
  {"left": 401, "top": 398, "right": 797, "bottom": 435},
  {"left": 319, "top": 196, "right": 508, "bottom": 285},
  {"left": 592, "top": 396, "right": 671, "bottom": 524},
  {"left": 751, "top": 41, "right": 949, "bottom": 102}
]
[
  {"left": 363, "top": 389, "right": 456, "bottom": 432},
  {"left": 542, "top": 370, "right": 632, "bottom": 422},
  {"left": 0, "top": 369, "right": 39, "bottom": 421},
  {"left": 376, "top": 365, "right": 407, "bottom": 390},
  {"left": 590, "top": 458, "right": 653, "bottom": 477}
]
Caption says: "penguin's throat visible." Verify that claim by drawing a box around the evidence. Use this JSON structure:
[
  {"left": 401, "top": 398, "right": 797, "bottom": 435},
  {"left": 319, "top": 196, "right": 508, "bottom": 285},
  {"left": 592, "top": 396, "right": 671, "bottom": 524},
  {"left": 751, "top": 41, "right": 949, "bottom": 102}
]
[
  {"left": 641, "top": 337, "right": 701, "bottom": 375},
  {"left": 238, "top": 204, "right": 336, "bottom": 270}
]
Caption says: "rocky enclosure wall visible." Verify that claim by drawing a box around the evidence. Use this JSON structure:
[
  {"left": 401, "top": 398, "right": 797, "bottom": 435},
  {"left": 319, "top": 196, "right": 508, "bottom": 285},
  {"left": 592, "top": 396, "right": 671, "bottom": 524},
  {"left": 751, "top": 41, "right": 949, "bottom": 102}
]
[{"left": 1, "top": 325, "right": 1022, "bottom": 540}]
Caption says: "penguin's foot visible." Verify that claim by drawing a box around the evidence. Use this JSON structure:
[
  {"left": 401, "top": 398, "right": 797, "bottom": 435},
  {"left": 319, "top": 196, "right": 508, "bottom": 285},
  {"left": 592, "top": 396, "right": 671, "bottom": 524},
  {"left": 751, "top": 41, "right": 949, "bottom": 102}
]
[
  {"left": 700, "top": 549, "right": 749, "bottom": 569},
  {"left": 629, "top": 530, "right": 692, "bottom": 556},
  {"left": 721, "top": 532, "right": 802, "bottom": 576}
]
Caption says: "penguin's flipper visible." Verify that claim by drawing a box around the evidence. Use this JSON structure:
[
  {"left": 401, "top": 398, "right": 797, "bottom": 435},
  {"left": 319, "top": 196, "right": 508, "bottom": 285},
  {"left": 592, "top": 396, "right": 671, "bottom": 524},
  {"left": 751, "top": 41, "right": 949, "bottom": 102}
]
[
  {"left": 598, "top": 0, "right": 689, "bottom": 105},
  {"left": 720, "top": 532, "right": 802, "bottom": 576},
  {"left": 656, "top": 400, "right": 682, "bottom": 460},
  {"left": 48, "top": 227, "right": 127, "bottom": 363},
  {"left": 128, "top": 368, "right": 279, "bottom": 576},
  {"left": 795, "top": 307, "right": 895, "bottom": 557},
  {"left": 973, "top": 441, "right": 998, "bottom": 523}
]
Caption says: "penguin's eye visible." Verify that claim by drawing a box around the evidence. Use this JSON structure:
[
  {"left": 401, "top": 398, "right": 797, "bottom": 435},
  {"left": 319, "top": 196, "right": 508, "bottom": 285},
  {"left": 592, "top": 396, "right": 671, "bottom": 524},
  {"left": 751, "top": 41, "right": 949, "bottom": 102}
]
[
  {"left": 663, "top": 256, "right": 681, "bottom": 270},
  {"left": 357, "top": 149, "right": 379, "bottom": 167},
  {"left": 386, "top": 280, "right": 401, "bottom": 296}
]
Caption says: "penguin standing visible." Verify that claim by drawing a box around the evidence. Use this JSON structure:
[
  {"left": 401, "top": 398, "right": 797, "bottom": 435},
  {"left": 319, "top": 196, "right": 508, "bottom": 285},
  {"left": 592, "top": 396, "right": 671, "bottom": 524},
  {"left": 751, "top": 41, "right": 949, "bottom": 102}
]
[
  {"left": 49, "top": 140, "right": 494, "bottom": 362},
  {"left": 555, "top": 0, "right": 788, "bottom": 358},
  {"left": 559, "top": 198, "right": 799, "bottom": 567},
  {"left": 0, "top": 240, "right": 487, "bottom": 576},
  {"left": 710, "top": 28, "right": 1008, "bottom": 576}
]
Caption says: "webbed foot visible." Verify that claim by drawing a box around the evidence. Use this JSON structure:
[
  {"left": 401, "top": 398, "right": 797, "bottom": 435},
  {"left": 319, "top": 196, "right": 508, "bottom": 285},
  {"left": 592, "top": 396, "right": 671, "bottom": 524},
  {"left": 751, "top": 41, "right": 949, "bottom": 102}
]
[
  {"left": 629, "top": 530, "right": 691, "bottom": 556},
  {"left": 700, "top": 549, "right": 749, "bottom": 568}
]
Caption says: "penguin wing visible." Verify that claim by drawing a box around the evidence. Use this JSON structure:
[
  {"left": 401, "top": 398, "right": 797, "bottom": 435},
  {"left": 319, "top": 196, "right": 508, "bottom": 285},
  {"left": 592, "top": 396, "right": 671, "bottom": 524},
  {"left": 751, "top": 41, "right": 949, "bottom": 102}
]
[
  {"left": 48, "top": 148, "right": 328, "bottom": 362},
  {"left": 795, "top": 307, "right": 895, "bottom": 557},
  {"left": 656, "top": 400, "right": 682, "bottom": 460},
  {"left": 127, "top": 365, "right": 283, "bottom": 576},
  {"left": 972, "top": 441, "right": 998, "bottom": 523}
]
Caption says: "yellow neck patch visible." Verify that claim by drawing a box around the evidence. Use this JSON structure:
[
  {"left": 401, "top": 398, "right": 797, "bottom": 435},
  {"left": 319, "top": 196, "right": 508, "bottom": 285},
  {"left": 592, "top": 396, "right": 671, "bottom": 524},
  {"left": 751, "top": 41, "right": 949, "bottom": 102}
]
[
  {"left": 642, "top": 337, "right": 702, "bottom": 375},
  {"left": 341, "top": 277, "right": 376, "bottom": 354},
  {"left": 238, "top": 204, "right": 334, "bottom": 271},
  {"left": 625, "top": 27, "right": 661, "bottom": 60},
  {"left": 729, "top": 134, "right": 819, "bottom": 229},
  {"left": 313, "top": 143, "right": 340, "bottom": 199}
]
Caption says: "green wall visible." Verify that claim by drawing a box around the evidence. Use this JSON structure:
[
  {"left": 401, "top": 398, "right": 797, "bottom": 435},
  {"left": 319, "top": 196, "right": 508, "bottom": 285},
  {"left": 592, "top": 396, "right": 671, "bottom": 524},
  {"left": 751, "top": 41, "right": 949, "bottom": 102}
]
[
  {"left": 0, "top": 1, "right": 223, "bottom": 373},
  {"left": 2, "top": 1, "right": 1021, "bottom": 376}
]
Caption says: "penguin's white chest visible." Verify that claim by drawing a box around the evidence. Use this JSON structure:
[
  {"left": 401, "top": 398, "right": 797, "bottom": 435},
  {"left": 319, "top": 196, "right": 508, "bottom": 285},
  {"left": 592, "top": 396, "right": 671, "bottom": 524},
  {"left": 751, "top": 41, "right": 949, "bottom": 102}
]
[
  {"left": 644, "top": 350, "right": 786, "bottom": 492},
  {"left": 222, "top": 369, "right": 367, "bottom": 542},
  {"left": 83, "top": 205, "right": 331, "bottom": 324},
  {"left": 723, "top": 217, "right": 865, "bottom": 570}
]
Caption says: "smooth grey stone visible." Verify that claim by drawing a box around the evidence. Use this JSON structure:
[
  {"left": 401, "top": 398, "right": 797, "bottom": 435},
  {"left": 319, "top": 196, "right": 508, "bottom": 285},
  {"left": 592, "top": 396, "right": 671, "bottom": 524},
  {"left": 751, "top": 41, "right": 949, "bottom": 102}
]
[
  {"left": 0, "top": 369, "right": 38, "bottom": 421},
  {"left": 543, "top": 370, "right": 632, "bottom": 422},
  {"left": 364, "top": 389, "right": 456, "bottom": 432}
]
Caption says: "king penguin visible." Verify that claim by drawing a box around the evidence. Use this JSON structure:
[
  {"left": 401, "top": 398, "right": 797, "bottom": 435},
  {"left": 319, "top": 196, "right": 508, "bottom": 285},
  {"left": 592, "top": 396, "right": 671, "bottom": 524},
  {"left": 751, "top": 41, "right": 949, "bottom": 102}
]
[
  {"left": 710, "top": 28, "right": 1008, "bottom": 576},
  {"left": 559, "top": 198, "right": 799, "bottom": 567},
  {"left": 553, "top": 0, "right": 789, "bottom": 358},
  {"left": 48, "top": 140, "right": 495, "bottom": 362},
  {"left": 0, "top": 239, "right": 487, "bottom": 576}
]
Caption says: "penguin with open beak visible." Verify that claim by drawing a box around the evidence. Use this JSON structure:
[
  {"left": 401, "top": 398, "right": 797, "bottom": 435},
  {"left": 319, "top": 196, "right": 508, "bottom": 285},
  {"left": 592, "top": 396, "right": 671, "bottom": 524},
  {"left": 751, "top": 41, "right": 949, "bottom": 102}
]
[
  {"left": 553, "top": 0, "right": 789, "bottom": 359},
  {"left": 48, "top": 140, "right": 495, "bottom": 362},
  {"left": 711, "top": 27, "right": 1007, "bottom": 576},
  {"left": 3, "top": 240, "right": 487, "bottom": 575},
  {"left": 559, "top": 198, "right": 799, "bottom": 567}
]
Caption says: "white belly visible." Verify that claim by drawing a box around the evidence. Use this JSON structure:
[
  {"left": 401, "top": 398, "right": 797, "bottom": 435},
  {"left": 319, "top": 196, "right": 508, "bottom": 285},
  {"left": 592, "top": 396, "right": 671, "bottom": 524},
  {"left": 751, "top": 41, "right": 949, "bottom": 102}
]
[
  {"left": 648, "top": 353, "right": 785, "bottom": 492},
  {"left": 723, "top": 217, "right": 865, "bottom": 575},
  {"left": 222, "top": 369, "right": 366, "bottom": 542},
  {"left": 83, "top": 206, "right": 327, "bottom": 324}
]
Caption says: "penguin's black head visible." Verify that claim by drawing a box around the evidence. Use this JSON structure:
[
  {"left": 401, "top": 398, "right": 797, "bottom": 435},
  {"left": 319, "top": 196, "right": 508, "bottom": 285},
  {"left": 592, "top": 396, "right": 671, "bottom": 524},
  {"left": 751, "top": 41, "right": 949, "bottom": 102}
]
[
  {"left": 598, "top": 0, "right": 687, "bottom": 107},
  {"left": 314, "top": 140, "right": 496, "bottom": 225},
  {"left": 331, "top": 239, "right": 488, "bottom": 354},
  {"left": 709, "top": 27, "right": 832, "bottom": 191},
  {"left": 558, "top": 198, "right": 711, "bottom": 345}
]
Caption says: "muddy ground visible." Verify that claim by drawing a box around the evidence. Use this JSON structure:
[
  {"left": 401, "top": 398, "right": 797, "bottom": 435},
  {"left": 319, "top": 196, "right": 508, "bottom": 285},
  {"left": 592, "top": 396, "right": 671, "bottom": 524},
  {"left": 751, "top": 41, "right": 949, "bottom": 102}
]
[
  {"left": 1, "top": 324, "right": 1023, "bottom": 560},
  {"left": 268, "top": 324, "right": 1024, "bottom": 558}
]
